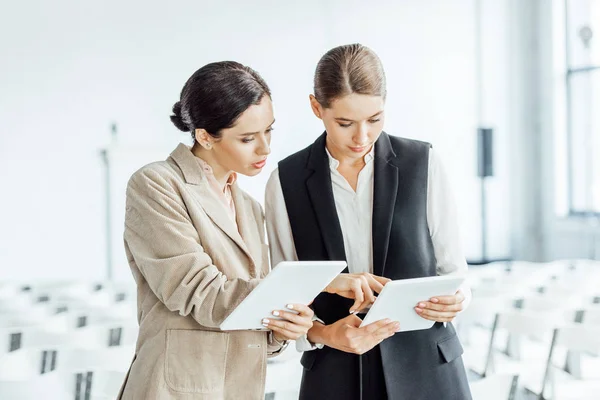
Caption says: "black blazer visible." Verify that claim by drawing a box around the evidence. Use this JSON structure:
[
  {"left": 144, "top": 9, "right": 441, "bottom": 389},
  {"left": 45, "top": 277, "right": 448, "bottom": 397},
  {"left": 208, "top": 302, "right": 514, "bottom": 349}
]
[{"left": 278, "top": 132, "right": 472, "bottom": 400}]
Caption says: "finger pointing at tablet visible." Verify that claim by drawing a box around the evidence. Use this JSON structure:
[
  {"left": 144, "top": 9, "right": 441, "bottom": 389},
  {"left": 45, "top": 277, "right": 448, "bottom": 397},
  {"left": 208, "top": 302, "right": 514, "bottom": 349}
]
[{"left": 324, "top": 273, "right": 391, "bottom": 313}]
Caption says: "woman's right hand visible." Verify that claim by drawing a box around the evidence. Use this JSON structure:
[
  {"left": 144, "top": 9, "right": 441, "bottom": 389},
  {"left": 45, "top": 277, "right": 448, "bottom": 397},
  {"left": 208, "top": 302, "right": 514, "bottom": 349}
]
[
  {"left": 310, "top": 314, "right": 400, "bottom": 355},
  {"left": 324, "top": 273, "right": 391, "bottom": 314}
]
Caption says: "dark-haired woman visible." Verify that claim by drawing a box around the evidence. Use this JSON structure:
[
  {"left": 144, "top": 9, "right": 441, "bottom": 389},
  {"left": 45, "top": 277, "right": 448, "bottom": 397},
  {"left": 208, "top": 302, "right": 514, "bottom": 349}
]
[
  {"left": 266, "top": 44, "right": 473, "bottom": 399},
  {"left": 116, "top": 62, "right": 320, "bottom": 400},
  {"left": 118, "top": 61, "right": 383, "bottom": 400}
]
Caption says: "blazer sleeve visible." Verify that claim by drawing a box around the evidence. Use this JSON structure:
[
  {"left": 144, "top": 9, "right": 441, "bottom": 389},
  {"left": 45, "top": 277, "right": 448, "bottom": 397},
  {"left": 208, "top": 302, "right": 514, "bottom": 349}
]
[{"left": 124, "top": 166, "right": 260, "bottom": 329}]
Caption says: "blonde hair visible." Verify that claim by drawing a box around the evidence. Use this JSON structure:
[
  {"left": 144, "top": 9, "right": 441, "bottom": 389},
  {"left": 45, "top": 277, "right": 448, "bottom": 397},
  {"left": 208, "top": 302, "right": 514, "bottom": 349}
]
[{"left": 314, "top": 43, "right": 386, "bottom": 108}]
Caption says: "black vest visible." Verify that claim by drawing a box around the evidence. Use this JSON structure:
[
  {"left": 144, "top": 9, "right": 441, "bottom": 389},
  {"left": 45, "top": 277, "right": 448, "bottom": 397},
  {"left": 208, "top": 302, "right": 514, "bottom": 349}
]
[
  {"left": 279, "top": 131, "right": 436, "bottom": 323},
  {"left": 278, "top": 132, "right": 471, "bottom": 400}
]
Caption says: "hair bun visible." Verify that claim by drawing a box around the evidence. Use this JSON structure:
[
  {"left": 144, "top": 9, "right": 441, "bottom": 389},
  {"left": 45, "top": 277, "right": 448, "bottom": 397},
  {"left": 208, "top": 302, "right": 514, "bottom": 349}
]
[{"left": 170, "top": 101, "right": 190, "bottom": 132}]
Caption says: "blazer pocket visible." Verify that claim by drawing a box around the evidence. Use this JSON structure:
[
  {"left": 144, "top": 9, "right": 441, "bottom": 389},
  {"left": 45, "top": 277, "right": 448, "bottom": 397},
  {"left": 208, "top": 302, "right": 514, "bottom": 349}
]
[
  {"left": 165, "top": 329, "right": 229, "bottom": 393},
  {"left": 437, "top": 334, "right": 464, "bottom": 364}
]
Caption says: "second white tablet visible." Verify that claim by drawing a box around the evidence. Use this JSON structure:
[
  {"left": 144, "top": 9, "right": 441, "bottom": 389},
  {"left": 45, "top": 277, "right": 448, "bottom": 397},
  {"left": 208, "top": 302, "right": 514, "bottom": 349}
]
[
  {"left": 359, "top": 275, "right": 466, "bottom": 332},
  {"left": 220, "top": 260, "right": 347, "bottom": 331}
]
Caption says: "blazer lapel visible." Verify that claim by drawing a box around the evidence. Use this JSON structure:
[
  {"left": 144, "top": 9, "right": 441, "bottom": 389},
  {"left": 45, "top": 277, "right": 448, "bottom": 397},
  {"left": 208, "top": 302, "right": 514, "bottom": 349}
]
[
  {"left": 306, "top": 133, "right": 347, "bottom": 264},
  {"left": 231, "top": 184, "right": 261, "bottom": 276},
  {"left": 372, "top": 132, "right": 399, "bottom": 277},
  {"left": 169, "top": 144, "right": 253, "bottom": 261}
]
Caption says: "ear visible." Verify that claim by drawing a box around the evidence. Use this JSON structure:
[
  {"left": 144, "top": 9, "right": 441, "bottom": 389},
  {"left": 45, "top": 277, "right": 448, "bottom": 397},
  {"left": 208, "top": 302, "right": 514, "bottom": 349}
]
[
  {"left": 195, "top": 128, "right": 213, "bottom": 149},
  {"left": 309, "top": 95, "right": 324, "bottom": 120}
]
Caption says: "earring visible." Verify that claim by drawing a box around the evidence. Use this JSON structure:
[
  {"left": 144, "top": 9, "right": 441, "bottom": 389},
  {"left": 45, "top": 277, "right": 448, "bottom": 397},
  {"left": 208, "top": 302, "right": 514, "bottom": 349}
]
[{"left": 205, "top": 142, "right": 212, "bottom": 150}]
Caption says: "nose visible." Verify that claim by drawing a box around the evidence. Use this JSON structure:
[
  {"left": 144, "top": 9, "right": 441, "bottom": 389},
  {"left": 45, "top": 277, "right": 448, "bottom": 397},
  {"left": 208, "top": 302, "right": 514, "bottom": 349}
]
[
  {"left": 353, "top": 123, "right": 369, "bottom": 146},
  {"left": 257, "top": 135, "right": 271, "bottom": 156}
]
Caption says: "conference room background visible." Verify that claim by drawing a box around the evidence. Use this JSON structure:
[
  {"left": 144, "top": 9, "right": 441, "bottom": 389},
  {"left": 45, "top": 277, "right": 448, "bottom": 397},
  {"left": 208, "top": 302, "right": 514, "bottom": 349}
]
[{"left": 0, "top": 1, "right": 598, "bottom": 399}]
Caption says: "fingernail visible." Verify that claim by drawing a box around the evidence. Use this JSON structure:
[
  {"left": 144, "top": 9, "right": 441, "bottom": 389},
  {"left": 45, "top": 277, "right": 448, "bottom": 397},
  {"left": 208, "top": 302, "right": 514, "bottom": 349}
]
[
  {"left": 287, "top": 304, "right": 294, "bottom": 310},
  {"left": 272, "top": 311, "right": 280, "bottom": 316},
  {"left": 262, "top": 319, "right": 270, "bottom": 325},
  {"left": 431, "top": 298, "right": 439, "bottom": 303},
  {"left": 419, "top": 303, "right": 426, "bottom": 308},
  {"left": 384, "top": 319, "right": 391, "bottom": 324},
  {"left": 349, "top": 310, "right": 357, "bottom": 314},
  {"left": 415, "top": 307, "right": 422, "bottom": 312}
]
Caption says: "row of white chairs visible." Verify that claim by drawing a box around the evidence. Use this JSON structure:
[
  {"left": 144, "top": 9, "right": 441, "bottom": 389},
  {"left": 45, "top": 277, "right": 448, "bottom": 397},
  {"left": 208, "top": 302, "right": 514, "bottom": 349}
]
[
  {"left": 0, "top": 281, "right": 139, "bottom": 399},
  {"left": 0, "top": 279, "right": 302, "bottom": 399},
  {"left": 2, "top": 260, "right": 597, "bottom": 399},
  {"left": 459, "top": 259, "right": 600, "bottom": 400},
  {"left": 0, "top": 346, "right": 134, "bottom": 399}
]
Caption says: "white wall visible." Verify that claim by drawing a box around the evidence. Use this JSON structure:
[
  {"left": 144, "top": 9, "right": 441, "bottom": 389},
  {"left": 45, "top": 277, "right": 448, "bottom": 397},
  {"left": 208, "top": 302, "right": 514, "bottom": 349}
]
[{"left": 0, "top": 0, "right": 516, "bottom": 282}]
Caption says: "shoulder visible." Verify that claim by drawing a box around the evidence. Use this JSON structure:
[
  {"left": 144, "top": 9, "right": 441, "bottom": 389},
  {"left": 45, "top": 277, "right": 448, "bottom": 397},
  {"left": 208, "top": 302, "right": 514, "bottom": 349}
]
[
  {"left": 380, "top": 133, "right": 432, "bottom": 167},
  {"left": 387, "top": 134, "right": 432, "bottom": 154},
  {"left": 266, "top": 168, "right": 281, "bottom": 194},
  {"left": 278, "top": 143, "right": 313, "bottom": 171},
  {"left": 127, "top": 160, "right": 183, "bottom": 195}
]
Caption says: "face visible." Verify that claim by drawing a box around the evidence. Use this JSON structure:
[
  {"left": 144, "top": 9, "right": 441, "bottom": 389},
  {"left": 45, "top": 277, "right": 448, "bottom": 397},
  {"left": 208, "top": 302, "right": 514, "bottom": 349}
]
[
  {"left": 197, "top": 95, "right": 274, "bottom": 177},
  {"left": 310, "top": 93, "right": 385, "bottom": 163}
]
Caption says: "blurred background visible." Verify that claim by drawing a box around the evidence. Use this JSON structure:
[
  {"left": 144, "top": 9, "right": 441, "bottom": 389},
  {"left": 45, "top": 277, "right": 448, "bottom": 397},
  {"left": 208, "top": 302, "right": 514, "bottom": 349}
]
[{"left": 0, "top": 0, "right": 599, "bottom": 399}]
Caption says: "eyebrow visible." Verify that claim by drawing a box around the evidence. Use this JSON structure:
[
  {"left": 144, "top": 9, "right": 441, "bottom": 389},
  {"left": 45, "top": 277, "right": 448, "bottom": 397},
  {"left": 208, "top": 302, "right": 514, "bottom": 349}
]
[
  {"left": 334, "top": 111, "right": 383, "bottom": 122},
  {"left": 238, "top": 119, "right": 276, "bottom": 136}
]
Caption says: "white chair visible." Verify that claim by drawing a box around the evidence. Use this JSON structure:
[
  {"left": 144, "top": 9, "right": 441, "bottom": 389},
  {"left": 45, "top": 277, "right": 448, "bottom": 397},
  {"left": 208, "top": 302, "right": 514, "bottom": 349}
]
[
  {"left": 0, "top": 303, "right": 54, "bottom": 330},
  {"left": 582, "top": 306, "right": 600, "bottom": 325},
  {"left": 0, "top": 348, "right": 47, "bottom": 380},
  {"left": 0, "top": 346, "right": 134, "bottom": 399},
  {"left": 457, "top": 294, "right": 512, "bottom": 376},
  {"left": 469, "top": 373, "right": 519, "bottom": 400},
  {"left": 483, "top": 311, "right": 560, "bottom": 396},
  {"left": 0, "top": 371, "right": 71, "bottom": 399},
  {"left": 54, "top": 345, "right": 135, "bottom": 374},
  {"left": 0, "top": 369, "right": 128, "bottom": 400},
  {"left": 53, "top": 346, "right": 134, "bottom": 399},
  {"left": 541, "top": 324, "right": 600, "bottom": 400},
  {"left": 560, "top": 307, "right": 600, "bottom": 381},
  {"left": 0, "top": 320, "right": 138, "bottom": 359},
  {"left": 42, "top": 302, "right": 137, "bottom": 333}
]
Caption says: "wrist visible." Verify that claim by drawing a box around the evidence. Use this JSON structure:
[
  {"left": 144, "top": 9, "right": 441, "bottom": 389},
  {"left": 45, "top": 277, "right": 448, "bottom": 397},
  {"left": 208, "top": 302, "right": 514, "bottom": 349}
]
[
  {"left": 272, "top": 332, "right": 287, "bottom": 343},
  {"left": 268, "top": 331, "right": 290, "bottom": 355},
  {"left": 307, "top": 321, "right": 328, "bottom": 345}
]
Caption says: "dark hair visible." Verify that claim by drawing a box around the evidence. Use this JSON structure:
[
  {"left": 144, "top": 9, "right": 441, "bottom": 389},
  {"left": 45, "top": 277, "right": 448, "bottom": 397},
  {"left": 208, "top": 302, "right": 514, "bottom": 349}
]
[
  {"left": 170, "top": 61, "right": 271, "bottom": 140},
  {"left": 314, "top": 43, "right": 386, "bottom": 108}
]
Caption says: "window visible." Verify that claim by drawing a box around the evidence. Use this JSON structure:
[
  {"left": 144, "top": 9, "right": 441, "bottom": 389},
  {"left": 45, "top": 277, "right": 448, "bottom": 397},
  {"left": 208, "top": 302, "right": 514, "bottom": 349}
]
[{"left": 565, "top": 0, "right": 600, "bottom": 215}]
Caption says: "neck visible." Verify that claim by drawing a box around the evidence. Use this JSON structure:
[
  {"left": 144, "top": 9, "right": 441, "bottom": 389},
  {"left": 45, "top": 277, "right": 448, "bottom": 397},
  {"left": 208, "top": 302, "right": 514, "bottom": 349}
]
[
  {"left": 191, "top": 143, "right": 233, "bottom": 189},
  {"left": 325, "top": 138, "right": 369, "bottom": 169}
]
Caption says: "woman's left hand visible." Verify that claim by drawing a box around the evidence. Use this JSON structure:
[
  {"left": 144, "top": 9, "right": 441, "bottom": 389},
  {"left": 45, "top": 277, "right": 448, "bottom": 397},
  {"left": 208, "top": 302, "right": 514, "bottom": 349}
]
[
  {"left": 262, "top": 303, "right": 315, "bottom": 341},
  {"left": 414, "top": 290, "right": 465, "bottom": 323}
]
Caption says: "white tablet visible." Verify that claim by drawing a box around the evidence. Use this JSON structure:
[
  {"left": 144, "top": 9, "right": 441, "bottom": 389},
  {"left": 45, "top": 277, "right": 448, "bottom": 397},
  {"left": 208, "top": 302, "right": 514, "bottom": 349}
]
[
  {"left": 220, "top": 260, "right": 347, "bottom": 331},
  {"left": 359, "top": 275, "right": 466, "bottom": 331}
]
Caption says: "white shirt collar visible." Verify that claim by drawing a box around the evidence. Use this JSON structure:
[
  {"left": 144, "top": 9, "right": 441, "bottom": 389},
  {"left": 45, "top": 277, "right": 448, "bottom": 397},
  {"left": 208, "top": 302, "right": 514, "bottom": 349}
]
[{"left": 325, "top": 144, "right": 376, "bottom": 170}]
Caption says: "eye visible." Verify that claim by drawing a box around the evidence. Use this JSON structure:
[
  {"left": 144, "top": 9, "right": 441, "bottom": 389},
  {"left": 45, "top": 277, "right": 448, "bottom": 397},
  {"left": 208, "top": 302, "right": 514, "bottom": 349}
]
[
  {"left": 266, "top": 127, "right": 274, "bottom": 134},
  {"left": 369, "top": 119, "right": 381, "bottom": 123},
  {"left": 338, "top": 122, "right": 353, "bottom": 128},
  {"left": 242, "top": 137, "right": 255, "bottom": 143}
]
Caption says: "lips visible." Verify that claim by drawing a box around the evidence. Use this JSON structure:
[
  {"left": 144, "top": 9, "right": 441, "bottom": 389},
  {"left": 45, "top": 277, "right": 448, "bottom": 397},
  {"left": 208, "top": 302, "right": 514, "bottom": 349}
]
[
  {"left": 349, "top": 146, "right": 368, "bottom": 153},
  {"left": 252, "top": 159, "right": 267, "bottom": 169}
]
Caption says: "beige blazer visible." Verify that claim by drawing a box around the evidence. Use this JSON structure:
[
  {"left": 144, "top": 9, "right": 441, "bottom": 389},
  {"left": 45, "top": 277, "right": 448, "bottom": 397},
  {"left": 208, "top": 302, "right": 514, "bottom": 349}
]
[{"left": 118, "top": 143, "right": 281, "bottom": 400}]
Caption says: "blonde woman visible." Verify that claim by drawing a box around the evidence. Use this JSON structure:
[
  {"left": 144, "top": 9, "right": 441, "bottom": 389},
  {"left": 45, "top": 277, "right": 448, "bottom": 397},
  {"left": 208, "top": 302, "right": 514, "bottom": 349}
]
[{"left": 266, "top": 44, "right": 472, "bottom": 400}]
